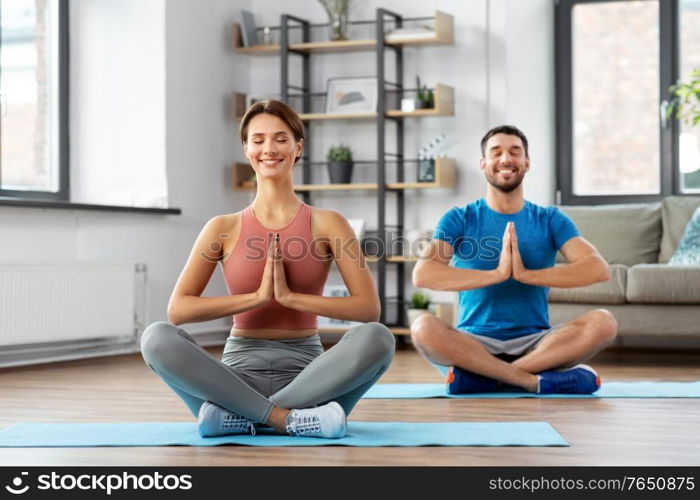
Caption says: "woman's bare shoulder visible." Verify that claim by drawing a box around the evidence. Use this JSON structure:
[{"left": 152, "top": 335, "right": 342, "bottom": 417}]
[
  {"left": 215, "top": 211, "right": 243, "bottom": 226},
  {"left": 310, "top": 206, "right": 346, "bottom": 223},
  {"left": 310, "top": 207, "right": 352, "bottom": 238},
  {"left": 200, "top": 212, "right": 243, "bottom": 244}
]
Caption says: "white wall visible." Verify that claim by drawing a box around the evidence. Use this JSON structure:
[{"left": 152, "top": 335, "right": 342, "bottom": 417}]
[
  {"left": 0, "top": 0, "right": 554, "bottom": 341},
  {"left": 490, "top": 0, "right": 556, "bottom": 205}
]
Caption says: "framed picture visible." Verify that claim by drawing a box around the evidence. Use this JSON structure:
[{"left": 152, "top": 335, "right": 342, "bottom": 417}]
[
  {"left": 246, "top": 94, "right": 278, "bottom": 108},
  {"left": 347, "top": 219, "right": 366, "bottom": 240},
  {"left": 324, "top": 77, "right": 378, "bottom": 114}
]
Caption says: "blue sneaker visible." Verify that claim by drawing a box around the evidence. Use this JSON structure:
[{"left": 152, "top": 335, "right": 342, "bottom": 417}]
[
  {"left": 537, "top": 364, "right": 601, "bottom": 394},
  {"left": 446, "top": 366, "right": 500, "bottom": 394}
]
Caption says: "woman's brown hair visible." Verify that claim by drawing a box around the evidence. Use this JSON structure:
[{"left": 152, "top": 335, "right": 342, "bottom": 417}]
[{"left": 239, "top": 100, "right": 305, "bottom": 162}]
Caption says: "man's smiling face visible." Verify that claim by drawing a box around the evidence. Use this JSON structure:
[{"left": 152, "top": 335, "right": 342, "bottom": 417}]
[{"left": 480, "top": 133, "right": 530, "bottom": 193}]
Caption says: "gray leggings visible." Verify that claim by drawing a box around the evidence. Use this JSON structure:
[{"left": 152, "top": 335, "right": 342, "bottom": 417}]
[{"left": 140, "top": 321, "right": 395, "bottom": 423}]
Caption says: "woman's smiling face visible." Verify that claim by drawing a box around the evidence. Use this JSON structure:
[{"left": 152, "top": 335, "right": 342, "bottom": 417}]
[{"left": 244, "top": 113, "right": 303, "bottom": 180}]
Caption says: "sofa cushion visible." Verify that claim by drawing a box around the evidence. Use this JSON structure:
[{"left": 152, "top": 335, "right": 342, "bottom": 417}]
[
  {"left": 557, "top": 203, "right": 661, "bottom": 266},
  {"left": 548, "top": 264, "right": 627, "bottom": 304},
  {"left": 659, "top": 196, "right": 700, "bottom": 263},
  {"left": 669, "top": 207, "right": 700, "bottom": 265},
  {"left": 626, "top": 264, "right": 700, "bottom": 303}
]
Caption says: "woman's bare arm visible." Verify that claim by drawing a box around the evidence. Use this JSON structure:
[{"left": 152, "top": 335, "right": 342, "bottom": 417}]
[
  {"left": 166, "top": 215, "right": 273, "bottom": 325},
  {"left": 275, "top": 209, "right": 380, "bottom": 323}
]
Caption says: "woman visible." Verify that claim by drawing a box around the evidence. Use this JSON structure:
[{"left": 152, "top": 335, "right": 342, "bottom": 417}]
[{"left": 140, "top": 100, "right": 395, "bottom": 439}]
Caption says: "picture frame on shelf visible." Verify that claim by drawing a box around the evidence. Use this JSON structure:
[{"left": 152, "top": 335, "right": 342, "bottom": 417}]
[
  {"left": 246, "top": 94, "right": 278, "bottom": 108},
  {"left": 324, "top": 77, "right": 378, "bottom": 114},
  {"left": 347, "top": 219, "right": 366, "bottom": 241}
]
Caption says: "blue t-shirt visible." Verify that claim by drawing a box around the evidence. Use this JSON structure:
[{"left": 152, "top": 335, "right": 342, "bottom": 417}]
[{"left": 432, "top": 198, "right": 580, "bottom": 340}]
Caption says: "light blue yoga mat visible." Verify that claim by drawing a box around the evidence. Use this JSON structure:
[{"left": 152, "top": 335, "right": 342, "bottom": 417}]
[
  {"left": 0, "top": 421, "right": 568, "bottom": 447},
  {"left": 363, "top": 381, "right": 700, "bottom": 399}
]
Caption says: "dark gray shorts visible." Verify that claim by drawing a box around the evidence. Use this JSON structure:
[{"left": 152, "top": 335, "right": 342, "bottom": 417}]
[
  {"left": 221, "top": 335, "right": 324, "bottom": 398},
  {"left": 431, "top": 326, "right": 561, "bottom": 376}
]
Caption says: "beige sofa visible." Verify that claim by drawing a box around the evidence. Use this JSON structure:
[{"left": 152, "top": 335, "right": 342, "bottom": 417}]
[{"left": 549, "top": 196, "right": 700, "bottom": 344}]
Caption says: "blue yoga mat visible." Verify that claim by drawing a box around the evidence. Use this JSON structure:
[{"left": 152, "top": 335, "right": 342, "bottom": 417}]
[
  {"left": 363, "top": 381, "right": 700, "bottom": 399},
  {"left": 0, "top": 421, "right": 567, "bottom": 447}
]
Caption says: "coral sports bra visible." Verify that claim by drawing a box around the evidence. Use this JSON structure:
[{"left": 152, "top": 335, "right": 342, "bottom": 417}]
[{"left": 223, "top": 203, "right": 330, "bottom": 329}]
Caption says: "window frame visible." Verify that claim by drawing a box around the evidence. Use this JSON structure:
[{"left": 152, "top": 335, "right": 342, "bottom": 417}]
[
  {"left": 0, "top": 0, "right": 69, "bottom": 201},
  {"left": 555, "top": 0, "right": 682, "bottom": 205}
]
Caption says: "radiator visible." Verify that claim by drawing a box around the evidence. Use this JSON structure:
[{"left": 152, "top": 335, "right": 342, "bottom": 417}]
[{"left": 0, "top": 263, "right": 146, "bottom": 366}]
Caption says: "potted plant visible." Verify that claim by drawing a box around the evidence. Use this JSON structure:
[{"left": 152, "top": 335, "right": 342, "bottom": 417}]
[
  {"left": 667, "top": 67, "right": 700, "bottom": 188},
  {"left": 318, "top": 0, "right": 350, "bottom": 41},
  {"left": 667, "top": 67, "right": 700, "bottom": 127},
  {"left": 326, "top": 144, "right": 354, "bottom": 184},
  {"left": 241, "top": 173, "right": 257, "bottom": 189},
  {"left": 415, "top": 76, "right": 434, "bottom": 109},
  {"left": 406, "top": 290, "right": 431, "bottom": 326}
]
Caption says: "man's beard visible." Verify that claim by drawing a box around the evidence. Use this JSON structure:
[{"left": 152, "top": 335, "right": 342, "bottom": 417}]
[{"left": 486, "top": 170, "right": 525, "bottom": 193}]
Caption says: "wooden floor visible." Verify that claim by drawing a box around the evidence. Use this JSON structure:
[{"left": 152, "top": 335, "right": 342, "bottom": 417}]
[{"left": 1, "top": 344, "right": 700, "bottom": 466}]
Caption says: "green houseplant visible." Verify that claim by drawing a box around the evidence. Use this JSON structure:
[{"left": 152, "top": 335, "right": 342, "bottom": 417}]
[
  {"left": 667, "top": 67, "right": 700, "bottom": 189},
  {"left": 667, "top": 67, "right": 700, "bottom": 127},
  {"left": 318, "top": 0, "right": 350, "bottom": 41},
  {"left": 326, "top": 144, "right": 354, "bottom": 184},
  {"left": 415, "top": 76, "right": 434, "bottom": 109},
  {"left": 406, "top": 290, "right": 431, "bottom": 325}
]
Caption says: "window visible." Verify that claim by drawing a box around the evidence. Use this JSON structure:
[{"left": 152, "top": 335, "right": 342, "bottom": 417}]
[
  {"left": 679, "top": 0, "right": 700, "bottom": 192},
  {"left": 556, "top": 0, "right": 698, "bottom": 204},
  {"left": 0, "top": 0, "right": 68, "bottom": 200}
]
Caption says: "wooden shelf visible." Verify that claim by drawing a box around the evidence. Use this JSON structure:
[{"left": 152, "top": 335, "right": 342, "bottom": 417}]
[
  {"left": 388, "top": 158, "right": 456, "bottom": 189},
  {"left": 299, "top": 84, "right": 453, "bottom": 121},
  {"left": 387, "top": 84, "right": 454, "bottom": 117},
  {"left": 231, "top": 92, "right": 247, "bottom": 121},
  {"left": 233, "top": 84, "right": 453, "bottom": 122},
  {"left": 232, "top": 158, "right": 456, "bottom": 192},
  {"left": 232, "top": 11, "right": 453, "bottom": 54},
  {"left": 389, "top": 327, "right": 411, "bottom": 335},
  {"left": 318, "top": 326, "right": 410, "bottom": 336},
  {"left": 294, "top": 183, "right": 378, "bottom": 191},
  {"left": 366, "top": 255, "right": 418, "bottom": 263},
  {"left": 298, "top": 112, "right": 377, "bottom": 121},
  {"left": 300, "top": 85, "right": 453, "bottom": 120},
  {"left": 287, "top": 39, "right": 378, "bottom": 53},
  {"left": 385, "top": 11, "right": 454, "bottom": 47},
  {"left": 232, "top": 162, "right": 255, "bottom": 191},
  {"left": 389, "top": 256, "right": 418, "bottom": 263}
]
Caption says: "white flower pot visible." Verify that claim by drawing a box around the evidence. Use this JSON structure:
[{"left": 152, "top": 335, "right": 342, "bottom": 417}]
[{"left": 407, "top": 308, "right": 429, "bottom": 326}]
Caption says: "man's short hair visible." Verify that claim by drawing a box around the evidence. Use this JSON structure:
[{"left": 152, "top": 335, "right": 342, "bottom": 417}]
[{"left": 480, "top": 125, "right": 529, "bottom": 159}]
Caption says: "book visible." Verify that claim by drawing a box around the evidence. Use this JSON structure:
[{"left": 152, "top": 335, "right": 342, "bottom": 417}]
[{"left": 240, "top": 10, "right": 257, "bottom": 47}]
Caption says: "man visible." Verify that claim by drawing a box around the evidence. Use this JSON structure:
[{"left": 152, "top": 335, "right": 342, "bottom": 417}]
[{"left": 411, "top": 125, "right": 617, "bottom": 394}]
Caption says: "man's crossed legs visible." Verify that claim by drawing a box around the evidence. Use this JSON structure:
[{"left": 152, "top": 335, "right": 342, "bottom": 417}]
[{"left": 410, "top": 309, "right": 618, "bottom": 394}]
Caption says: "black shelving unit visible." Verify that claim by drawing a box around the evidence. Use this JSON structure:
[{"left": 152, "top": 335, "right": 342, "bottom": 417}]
[
  {"left": 276, "top": 8, "right": 414, "bottom": 327},
  {"left": 233, "top": 9, "right": 455, "bottom": 331}
]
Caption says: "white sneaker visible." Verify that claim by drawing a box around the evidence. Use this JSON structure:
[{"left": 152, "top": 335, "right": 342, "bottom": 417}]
[
  {"left": 197, "top": 401, "right": 256, "bottom": 437},
  {"left": 285, "top": 401, "right": 347, "bottom": 439}
]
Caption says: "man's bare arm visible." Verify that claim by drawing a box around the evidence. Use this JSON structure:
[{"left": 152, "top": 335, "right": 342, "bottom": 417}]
[
  {"left": 512, "top": 230, "right": 609, "bottom": 288},
  {"left": 413, "top": 225, "right": 513, "bottom": 291}
]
